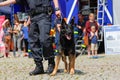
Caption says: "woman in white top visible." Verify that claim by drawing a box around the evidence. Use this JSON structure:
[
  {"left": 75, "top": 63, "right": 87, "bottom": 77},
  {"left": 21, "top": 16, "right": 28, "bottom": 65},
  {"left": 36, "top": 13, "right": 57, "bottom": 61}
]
[{"left": 13, "top": 20, "right": 23, "bottom": 57}]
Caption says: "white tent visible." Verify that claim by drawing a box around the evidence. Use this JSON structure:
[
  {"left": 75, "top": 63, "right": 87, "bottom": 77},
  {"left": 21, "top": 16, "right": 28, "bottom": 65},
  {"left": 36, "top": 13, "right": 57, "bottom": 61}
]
[{"left": 113, "top": 0, "right": 120, "bottom": 25}]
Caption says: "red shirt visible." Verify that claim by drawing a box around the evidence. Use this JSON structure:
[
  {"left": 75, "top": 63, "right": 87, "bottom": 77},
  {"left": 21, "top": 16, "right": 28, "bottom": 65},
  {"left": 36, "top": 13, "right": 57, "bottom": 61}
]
[{"left": 85, "top": 21, "right": 98, "bottom": 34}]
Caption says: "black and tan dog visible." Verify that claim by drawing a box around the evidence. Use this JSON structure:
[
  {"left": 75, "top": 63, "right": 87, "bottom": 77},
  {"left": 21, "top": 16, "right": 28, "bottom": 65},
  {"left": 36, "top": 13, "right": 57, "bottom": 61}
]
[{"left": 50, "top": 18, "right": 76, "bottom": 76}]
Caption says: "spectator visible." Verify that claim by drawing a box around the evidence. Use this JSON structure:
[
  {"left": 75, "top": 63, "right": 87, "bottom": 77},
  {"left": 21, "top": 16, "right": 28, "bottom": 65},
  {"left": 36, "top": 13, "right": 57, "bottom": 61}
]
[
  {"left": 2, "top": 19, "right": 12, "bottom": 57},
  {"left": 85, "top": 13, "right": 98, "bottom": 58},
  {"left": 13, "top": 20, "right": 23, "bottom": 57},
  {"left": 22, "top": 16, "right": 30, "bottom": 56},
  {"left": 89, "top": 26, "right": 98, "bottom": 58},
  {"left": 0, "top": 24, "right": 5, "bottom": 58},
  {"left": 77, "top": 13, "right": 86, "bottom": 34},
  {"left": 74, "top": 13, "right": 86, "bottom": 44}
]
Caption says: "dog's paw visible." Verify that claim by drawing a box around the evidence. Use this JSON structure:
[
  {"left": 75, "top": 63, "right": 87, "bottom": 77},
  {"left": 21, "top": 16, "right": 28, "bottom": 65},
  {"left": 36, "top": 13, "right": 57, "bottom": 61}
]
[
  {"left": 50, "top": 72, "right": 56, "bottom": 76},
  {"left": 64, "top": 69, "right": 68, "bottom": 73},
  {"left": 70, "top": 69, "right": 75, "bottom": 75}
]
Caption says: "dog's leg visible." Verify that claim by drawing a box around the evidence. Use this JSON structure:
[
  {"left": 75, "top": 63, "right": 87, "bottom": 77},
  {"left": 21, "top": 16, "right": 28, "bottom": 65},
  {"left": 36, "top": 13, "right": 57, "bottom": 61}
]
[
  {"left": 68, "top": 55, "right": 72, "bottom": 73},
  {"left": 73, "top": 55, "right": 75, "bottom": 73},
  {"left": 62, "top": 56, "right": 68, "bottom": 73},
  {"left": 50, "top": 56, "right": 61, "bottom": 76},
  {"left": 69, "top": 54, "right": 75, "bottom": 75}
]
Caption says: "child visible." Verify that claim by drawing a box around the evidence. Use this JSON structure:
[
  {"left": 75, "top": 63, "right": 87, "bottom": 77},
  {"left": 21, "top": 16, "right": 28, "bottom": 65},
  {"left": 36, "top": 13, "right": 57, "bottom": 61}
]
[
  {"left": 2, "top": 19, "right": 12, "bottom": 58},
  {"left": 22, "top": 17, "right": 30, "bottom": 57},
  {"left": 89, "top": 26, "right": 98, "bottom": 58}
]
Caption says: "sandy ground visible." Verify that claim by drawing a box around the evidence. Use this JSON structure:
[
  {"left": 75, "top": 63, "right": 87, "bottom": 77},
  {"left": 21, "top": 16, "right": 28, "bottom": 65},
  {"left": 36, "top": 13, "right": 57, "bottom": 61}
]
[{"left": 0, "top": 54, "right": 120, "bottom": 80}]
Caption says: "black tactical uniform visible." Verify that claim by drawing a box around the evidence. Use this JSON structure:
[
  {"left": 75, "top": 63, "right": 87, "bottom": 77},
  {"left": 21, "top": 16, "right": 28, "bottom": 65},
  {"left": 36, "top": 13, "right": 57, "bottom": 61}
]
[{"left": 16, "top": 0, "right": 55, "bottom": 75}]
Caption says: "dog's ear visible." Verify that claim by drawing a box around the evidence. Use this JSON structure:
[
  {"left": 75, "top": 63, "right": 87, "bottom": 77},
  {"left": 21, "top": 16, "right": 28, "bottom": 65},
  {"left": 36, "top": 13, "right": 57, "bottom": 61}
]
[
  {"left": 70, "top": 17, "right": 75, "bottom": 26},
  {"left": 69, "top": 17, "right": 75, "bottom": 30},
  {"left": 61, "top": 18, "right": 67, "bottom": 29}
]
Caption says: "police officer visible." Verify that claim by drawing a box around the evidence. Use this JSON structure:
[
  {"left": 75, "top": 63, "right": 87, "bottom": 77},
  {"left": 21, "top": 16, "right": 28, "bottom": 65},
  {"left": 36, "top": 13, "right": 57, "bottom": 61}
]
[{"left": 0, "top": 0, "right": 61, "bottom": 75}]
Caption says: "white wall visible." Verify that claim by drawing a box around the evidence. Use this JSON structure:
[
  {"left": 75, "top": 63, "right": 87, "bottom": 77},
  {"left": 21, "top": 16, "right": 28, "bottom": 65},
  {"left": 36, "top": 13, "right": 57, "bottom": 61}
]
[{"left": 113, "top": 0, "right": 120, "bottom": 25}]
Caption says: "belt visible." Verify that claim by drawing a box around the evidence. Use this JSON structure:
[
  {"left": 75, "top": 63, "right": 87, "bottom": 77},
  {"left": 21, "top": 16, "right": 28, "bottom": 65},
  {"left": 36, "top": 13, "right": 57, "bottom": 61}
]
[{"left": 28, "top": 6, "right": 53, "bottom": 17}]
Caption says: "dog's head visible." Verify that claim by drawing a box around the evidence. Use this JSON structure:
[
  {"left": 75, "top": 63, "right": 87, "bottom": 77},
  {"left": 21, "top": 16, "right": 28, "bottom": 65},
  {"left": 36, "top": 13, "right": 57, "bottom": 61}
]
[{"left": 60, "top": 18, "right": 74, "bottom": 40}]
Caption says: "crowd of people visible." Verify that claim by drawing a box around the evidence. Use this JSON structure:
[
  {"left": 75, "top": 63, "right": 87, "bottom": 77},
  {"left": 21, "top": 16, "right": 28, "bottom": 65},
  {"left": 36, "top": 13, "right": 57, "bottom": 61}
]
[
  {"left": 77, "top": 13, "right": 99, "bottom": 58},
  {"left": 0, "top": 12, "right": 99, "bottom": 59},
  {"left": 0, "top": 14, "right": 30, "bottom": 58}
]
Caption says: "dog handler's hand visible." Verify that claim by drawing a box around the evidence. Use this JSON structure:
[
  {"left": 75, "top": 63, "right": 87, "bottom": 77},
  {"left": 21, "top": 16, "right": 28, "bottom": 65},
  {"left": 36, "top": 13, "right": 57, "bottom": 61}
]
[{"left": 55, "top": 10, "right": 61, "bottom": 18}]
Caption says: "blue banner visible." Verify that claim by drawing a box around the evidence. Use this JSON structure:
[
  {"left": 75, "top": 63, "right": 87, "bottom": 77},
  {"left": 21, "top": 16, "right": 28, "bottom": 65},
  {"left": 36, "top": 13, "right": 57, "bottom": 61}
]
[{"left": 59, "top": 0, "right": 79, "bottom": 24}]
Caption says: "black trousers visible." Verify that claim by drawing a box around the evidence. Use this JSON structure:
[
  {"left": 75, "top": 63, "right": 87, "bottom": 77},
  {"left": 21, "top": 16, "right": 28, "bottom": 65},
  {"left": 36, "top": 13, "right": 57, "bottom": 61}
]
[
  {"left": 29, "top": 13, "right": 54, "bottom": 62},
  {"left": 23, "top": 39, "right": 28, "bottom": 52}
]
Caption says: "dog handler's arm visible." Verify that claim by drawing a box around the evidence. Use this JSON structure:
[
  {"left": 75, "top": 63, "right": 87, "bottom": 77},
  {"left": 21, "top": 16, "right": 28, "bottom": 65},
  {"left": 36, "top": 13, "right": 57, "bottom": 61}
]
[
  {"left": 53, "top": 0, "right": 59, "bottom": 8},
  {"left": 0, "top": 0, "right": 16, "bottom": 6},
  {"left": 53, "top": 0, "right": 61, "bottom": 17}
]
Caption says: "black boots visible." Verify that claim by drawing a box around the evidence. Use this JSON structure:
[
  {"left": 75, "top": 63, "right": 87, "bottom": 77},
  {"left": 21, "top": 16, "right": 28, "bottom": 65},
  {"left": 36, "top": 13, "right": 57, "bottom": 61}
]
[
  {"left": 46, "top": 58, "right": 55, "bottom": 74},
  {"left": 46, "top": 64, "right": 55, "bottom": 74},
  {"left": 29, "top": 61, "right": 44, "bottom": 76},
  {"left": 29, "top": 58, "right": 55, "bottom": 75}
]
